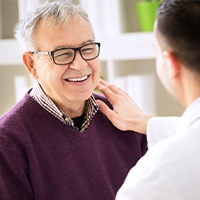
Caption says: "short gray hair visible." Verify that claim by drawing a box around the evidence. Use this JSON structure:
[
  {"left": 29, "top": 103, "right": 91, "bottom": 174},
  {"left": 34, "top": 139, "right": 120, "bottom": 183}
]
[{"left": 14, "top": 0, "right": 94, "bottom": 52}]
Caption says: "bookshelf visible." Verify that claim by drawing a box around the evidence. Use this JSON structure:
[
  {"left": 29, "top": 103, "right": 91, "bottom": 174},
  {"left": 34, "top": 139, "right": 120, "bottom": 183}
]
[{"left": 0, "top": 0, "right": 184, "bottom": 116}]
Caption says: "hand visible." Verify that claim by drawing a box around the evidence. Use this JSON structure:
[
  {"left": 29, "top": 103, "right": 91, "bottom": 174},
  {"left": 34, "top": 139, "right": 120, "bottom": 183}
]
[{"left": 96, "top": 79, "right": 152, "bottom": 134}]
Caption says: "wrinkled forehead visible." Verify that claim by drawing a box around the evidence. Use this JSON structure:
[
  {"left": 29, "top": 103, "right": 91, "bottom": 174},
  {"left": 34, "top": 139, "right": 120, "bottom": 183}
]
[{"left": 33, "top": 14, "right": 94, "bottom": 50}]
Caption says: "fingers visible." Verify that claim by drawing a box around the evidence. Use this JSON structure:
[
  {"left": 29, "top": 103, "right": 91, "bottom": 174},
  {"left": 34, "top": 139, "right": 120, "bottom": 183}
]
[
  {"left": 96, "top": 99, "right": 116, "bottom": 121},
  {"left": 96, "top": 79, "right": 150, "bottom": 133},
  {"left": 96, "top": 81, "right": 115, "bottom": 106},
  {"left": 98, "top": 79, "right": 125, "bottom": 95},
  {"left": 96, "top": 99, "right": 128, "bottom": 131},
  {"left": 97, "top": 79, "right": 133, "bottom": 105}
]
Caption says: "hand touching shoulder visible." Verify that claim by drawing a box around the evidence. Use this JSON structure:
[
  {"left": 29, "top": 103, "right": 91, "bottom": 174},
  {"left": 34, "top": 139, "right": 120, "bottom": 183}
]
[{"left": 96, "top": 79, "right": 152, "bottom": 134}]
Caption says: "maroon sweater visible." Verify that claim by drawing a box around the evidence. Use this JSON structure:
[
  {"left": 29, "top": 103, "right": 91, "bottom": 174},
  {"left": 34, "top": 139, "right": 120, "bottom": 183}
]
[{"left": 0, "top": 92, "right": 147, "bottom": 200}]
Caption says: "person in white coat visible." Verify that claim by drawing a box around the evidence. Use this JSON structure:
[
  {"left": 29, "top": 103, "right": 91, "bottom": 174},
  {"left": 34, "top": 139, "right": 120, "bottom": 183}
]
[{"left": 96, "top": 0, "right": 200, "bottom": 199}]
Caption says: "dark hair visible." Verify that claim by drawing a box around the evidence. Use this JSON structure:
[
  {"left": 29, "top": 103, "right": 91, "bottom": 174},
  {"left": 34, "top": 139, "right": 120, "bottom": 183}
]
[{"left": 156, "top": 0, "right": 200, "bottom": 73}]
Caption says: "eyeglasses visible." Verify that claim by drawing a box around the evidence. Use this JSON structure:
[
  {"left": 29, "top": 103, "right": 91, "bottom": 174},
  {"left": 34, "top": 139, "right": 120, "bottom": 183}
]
[{"left": 31, "top": 42, "right": 101, "bottom": 65}]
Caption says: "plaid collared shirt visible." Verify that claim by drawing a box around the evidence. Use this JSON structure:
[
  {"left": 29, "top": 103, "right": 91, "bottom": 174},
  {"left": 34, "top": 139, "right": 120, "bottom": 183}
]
[{"left": 30, "top": 83, "right": 98, "bottom": 132}]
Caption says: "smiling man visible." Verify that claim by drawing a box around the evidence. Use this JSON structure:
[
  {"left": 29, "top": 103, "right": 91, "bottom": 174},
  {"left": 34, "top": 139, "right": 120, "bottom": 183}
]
[{"left": 0, "top": 1, "right": 147, "bottom": 200}]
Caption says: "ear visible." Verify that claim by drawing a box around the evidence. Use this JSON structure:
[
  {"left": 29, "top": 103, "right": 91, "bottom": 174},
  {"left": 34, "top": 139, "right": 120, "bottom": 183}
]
[
  {"left": 22, "top": 52, "right": 38, "bottom": 79},
  {"left": 162, "top": 51, "right": 180, "bottom": 78}
]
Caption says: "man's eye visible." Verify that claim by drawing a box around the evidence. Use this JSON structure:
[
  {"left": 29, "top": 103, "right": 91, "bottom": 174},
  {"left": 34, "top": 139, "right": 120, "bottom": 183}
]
[
  {"left": 81, "top": 47, "right": 95, "bottom": 54},
  {"left": 54, "top": 51, "right": 73, "bottom": 60}
]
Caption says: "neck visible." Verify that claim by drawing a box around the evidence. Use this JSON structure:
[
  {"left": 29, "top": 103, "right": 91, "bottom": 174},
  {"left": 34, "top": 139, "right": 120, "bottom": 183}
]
[
  {"left": 180, "top": 69, "right": 200, "bottom": 107},
  {"left": 56, "top": 100, "right": 86, "bottom": 118}
]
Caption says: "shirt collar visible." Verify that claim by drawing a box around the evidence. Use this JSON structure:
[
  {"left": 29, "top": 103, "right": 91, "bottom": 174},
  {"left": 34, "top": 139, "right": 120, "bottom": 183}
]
[{"left": 30, "top": 82, "right": 98, "bottom": 132}]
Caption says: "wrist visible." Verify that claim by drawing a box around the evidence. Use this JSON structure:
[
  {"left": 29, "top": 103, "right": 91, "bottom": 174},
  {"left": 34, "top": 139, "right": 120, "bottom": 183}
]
[{"left": 129, "top": 115, "right": 152, "bottom": 134}]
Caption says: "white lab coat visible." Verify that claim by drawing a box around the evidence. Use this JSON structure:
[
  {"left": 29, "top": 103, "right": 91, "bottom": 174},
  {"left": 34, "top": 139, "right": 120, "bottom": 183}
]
[{"left": 116, "top": 97, "right": 200, "bottom": 200}]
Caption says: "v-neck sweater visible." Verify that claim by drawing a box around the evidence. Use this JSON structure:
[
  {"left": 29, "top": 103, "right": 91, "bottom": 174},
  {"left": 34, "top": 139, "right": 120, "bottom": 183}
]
[{"left": 0, "top": 92, "right": 147, "bottom": 200}]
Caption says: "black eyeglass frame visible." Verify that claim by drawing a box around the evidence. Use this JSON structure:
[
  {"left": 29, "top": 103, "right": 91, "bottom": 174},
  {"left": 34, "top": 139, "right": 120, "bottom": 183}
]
[{"left": 31, "top": 42, "right": 101, "bottom": 65}]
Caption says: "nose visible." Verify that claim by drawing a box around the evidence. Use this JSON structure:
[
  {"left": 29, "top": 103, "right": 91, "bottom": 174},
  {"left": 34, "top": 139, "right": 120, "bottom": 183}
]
[{"left": 68, "top": 51, "right": 87, "bottom": 70}]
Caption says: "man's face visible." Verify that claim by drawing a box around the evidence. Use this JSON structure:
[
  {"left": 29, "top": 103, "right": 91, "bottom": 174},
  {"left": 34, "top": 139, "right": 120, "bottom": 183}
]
[{"left": 32, "top": 15, "right": 101, "bottom": 109}]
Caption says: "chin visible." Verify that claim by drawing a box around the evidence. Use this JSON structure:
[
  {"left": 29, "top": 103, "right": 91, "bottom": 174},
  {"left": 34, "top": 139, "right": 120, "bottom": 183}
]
[{"left": 72, "top": 91, "right": 92, "bottom": 102}]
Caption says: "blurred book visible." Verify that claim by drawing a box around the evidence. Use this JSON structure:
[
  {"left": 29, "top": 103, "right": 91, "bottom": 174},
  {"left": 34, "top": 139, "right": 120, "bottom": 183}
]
[{"left": 114, "top": 74, "right": 156, "bottom": 115}]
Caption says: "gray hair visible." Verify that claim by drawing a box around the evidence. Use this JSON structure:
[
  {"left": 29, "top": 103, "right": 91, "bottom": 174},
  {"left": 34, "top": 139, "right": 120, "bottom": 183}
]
[{"left": 14, "top": 0, "right": 94, "bottom": 52}]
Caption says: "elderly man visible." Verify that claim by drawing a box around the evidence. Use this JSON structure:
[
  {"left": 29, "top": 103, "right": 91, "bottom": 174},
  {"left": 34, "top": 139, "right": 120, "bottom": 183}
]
[{"left": 0, "top": 1, "right": 147, "bottom": 200}]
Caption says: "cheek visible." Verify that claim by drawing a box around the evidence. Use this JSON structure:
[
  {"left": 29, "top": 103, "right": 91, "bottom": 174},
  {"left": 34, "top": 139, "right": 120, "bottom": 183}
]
[
  {"left": 156, "top": 56, "right": 164, "bottom": 81},
  {"left": 90, "top": 59, "right": 101, "bottom": 78},
  {"left": 156, "top": 56, "right": 171, "bottom": 94},
  {"left": 156, "top": 56, "right": 170, "bottom": 92},
  {"left": 36, "top": 62, "right": 64, "bottom": 83}
]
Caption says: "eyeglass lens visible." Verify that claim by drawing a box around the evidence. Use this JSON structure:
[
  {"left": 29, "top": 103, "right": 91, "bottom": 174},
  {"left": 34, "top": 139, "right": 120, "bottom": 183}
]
[{"left": 53, "top": 43, "right": 99, "bottom": 65}]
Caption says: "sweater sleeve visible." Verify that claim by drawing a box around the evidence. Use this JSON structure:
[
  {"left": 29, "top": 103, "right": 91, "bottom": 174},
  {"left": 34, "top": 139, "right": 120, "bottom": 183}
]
[
  {"left": 146, "top": 116, "right": 180, "bottom": 148},
  {"left": 0, "top": 137, "right": 33, "bottom": 200}
]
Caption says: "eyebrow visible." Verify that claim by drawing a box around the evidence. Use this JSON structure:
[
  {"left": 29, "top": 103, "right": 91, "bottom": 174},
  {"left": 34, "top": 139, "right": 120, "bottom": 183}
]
[{"left": 53, "top": 39, "right": 95, "bottom": 50}]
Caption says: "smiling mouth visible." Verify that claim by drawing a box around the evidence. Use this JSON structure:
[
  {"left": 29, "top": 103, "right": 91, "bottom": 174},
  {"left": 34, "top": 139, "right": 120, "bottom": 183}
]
[{"left": 65, "top": 75, "right": 89, "bottom": 82}]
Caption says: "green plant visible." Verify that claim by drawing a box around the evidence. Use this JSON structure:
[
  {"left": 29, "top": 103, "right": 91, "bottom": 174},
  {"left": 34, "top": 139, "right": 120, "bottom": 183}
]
[{"left": 136, "top": 0, "right": 161, "bottom": 32}]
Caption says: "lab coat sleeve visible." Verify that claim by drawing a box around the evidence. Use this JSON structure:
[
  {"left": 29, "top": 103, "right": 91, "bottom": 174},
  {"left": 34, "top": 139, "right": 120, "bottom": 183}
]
[
  {"left": 115, "top": 135, "right": 182, "bottom": 200},
  {"left": 146, "top": 116, "right": 180, "bottom": 148}
]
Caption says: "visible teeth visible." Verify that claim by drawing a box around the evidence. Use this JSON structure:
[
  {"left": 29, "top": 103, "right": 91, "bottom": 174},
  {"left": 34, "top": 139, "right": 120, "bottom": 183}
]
[{"left": 67, "top": 75, "right": 88, "bottom": 82}]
